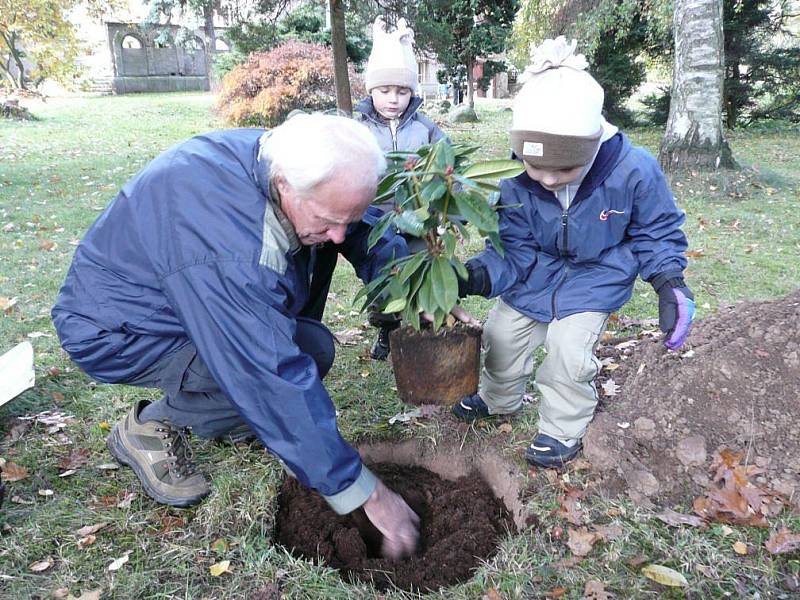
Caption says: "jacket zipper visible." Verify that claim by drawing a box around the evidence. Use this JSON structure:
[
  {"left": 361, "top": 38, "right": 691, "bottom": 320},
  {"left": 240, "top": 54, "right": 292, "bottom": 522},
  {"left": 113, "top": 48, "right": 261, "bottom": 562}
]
[
  {"left": 389, "top": 119, "right": 399, "bottom": 151},
  {"left": 551, "top": 209, "right": 570, "bottom": 319}
]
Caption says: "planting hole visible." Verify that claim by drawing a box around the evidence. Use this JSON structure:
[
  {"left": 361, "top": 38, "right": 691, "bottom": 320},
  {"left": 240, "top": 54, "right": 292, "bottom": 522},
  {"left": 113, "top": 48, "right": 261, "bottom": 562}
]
[{"left": 274, "top": 439, "right": 526, "bottom": 592}]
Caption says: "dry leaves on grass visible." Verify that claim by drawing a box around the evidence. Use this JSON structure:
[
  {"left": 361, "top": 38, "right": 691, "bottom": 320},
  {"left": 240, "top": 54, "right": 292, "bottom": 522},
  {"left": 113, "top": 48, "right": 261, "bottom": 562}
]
[
  {"left": 59, "top": 447, "right": 91, "bottom": 471},
  {"left": 332, "top": 328, "right": 363, "bottom": 346},
  {"left": 0, "top": 459, "right": 29, "bottom": 482},
  {"left": 482, "top": 588, "right": 504, "bottom": 600},
  {"left": 692, "top": 449, "right": 784, "bottom": 527},
  {"left": 765, "top": 527, "right": 800, "bottom": 555},
  {"left": 75, "top": 522, "right": 109, "bottom": 537},
  {"left": 557, "top": 487, "right": 585, "bottom": 525},
  {"left": 567, "top": 527, "right": 601, "bottom": 557},
  {"left": 29, "top": 557, "right": 54, "bottom": 572},
  {"left": 656, "top": 508, "right": 706, "bottom": 528},
  {"left": 641, "top": 564, "right": 688, "bottom": 587},
  {"left": 107, "top": 552, "right": 130, "bottom": 571},
  {"left": 209, "top": 560, "right": 232, "bottom": 576},
  {"left": 583, "top": 579, "right": 611, "bottom": 600}
]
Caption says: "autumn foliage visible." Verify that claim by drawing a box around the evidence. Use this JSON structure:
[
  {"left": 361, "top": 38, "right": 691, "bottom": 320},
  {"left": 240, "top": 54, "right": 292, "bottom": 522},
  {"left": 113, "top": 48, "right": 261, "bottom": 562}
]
[{"left": 215, "top": 41, "right": 365, "bottom": 128}]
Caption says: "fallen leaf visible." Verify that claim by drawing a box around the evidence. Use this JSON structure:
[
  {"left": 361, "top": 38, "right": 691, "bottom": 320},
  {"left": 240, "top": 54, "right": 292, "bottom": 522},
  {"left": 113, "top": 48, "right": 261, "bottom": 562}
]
[
  {"left": 583, "top": 579, "right": 611, "bottom": 600},
  {"left": 96, "top": 463, "right": 119, "bottom": 471},
  {"left": 69, "top": 589, "right": 102, "bottom": 600},
  {"left": 38, "top": 489, "right": 54, "bottom": 497},
  {"left": 211, "top": 538, "right": 228, "bottom": 554},
  {"left": 5, "top": 420, "right": 30, "bottom": 442},
  {"left": 77, "top": 534, "right": 96, "bottom": 549},
  {"left": 557, "top": 487, "right": 585, "bottom": 525},
  {"left": 765, "top": 527, "right": 800, "bottom": 554},
  {"left": 0, "top": 296, "right": 18, "bottom": 313},
  {"left": 685, "top": 249, "right": 705, "bottom": 258},
  {"left": 733, "top": 541, "right": 747, "bottom": 555},
  {"left": 39, "top": 240, "right": 57, "bottom": 251},
  {"left": 59, "top": 469, "right": 77, "bottom": 478},
  {"left": 388, "top": 408, "right": 422, "bottom": 424},
  {"left": 1, "top": 461, "right": 29, "bottom": 482},
  {"left": 107, "top": 552, "right": 129, "bottom": 571},
  {"left": 51, "top": 391, "right": 65, "bottom": 402},
  {"left": 641, "top": 564, "right": 688, "bottom": 587},
  {"left": 11, "top": 495, "right": 35, "bottom": 505},
  {"left": 332, "top": 328, "right": 363, "bottom": 346},
  {"left": 656, "top": 509, "right": 706, "bottom": 528},
  {"left": 59, "top": 447, "right": 91, "bottom": 471},
  {"left": 544, "top": 587, "right": 567, "bottom": 598},
  {"left": 98, "top": 421, "right": 111, "bottom": 431},
  {"left": 75, "top": 522, "right": 109, "bottom": 536},
  {"left": 209, "top": 560, "right": 232, "bottom": 576},
  {"left": 483, "top": 588, "right": 504, "bottom": 600},
  {"left": 567, "top": 527, "right": 599, "bottom": 557},
  {"left": 594, "top": 522, "right": 624, "bottom": 541},
  {"left": 52, "top": 588, "right": 69, "bottom": 599},
  {"left": 360, "top": 370, "right": 370, "bottom": 378},
  {"left": 30, "top": 557, "right": 54, "bottom": 572},
  {"left": 47, "top": 366, "right": 61, "bottom": 377},
  {"left": 601, "top": 379, "right": 620, "bottom": 397},
  {"left": 497, "top": 423, "right": 513, "bottom": 434},
  {"left": 116, "top": 492, "right": 136, "bottom": 508}
]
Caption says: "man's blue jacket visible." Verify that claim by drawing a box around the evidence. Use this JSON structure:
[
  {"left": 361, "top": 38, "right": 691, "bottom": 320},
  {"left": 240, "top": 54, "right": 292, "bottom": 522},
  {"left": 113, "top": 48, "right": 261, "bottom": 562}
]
[
  {"left": 472, "top": 134, "right": 688, "bottom": 320},
  {"left": 52, "top": 128, "right": 406, "bottom": 513}
]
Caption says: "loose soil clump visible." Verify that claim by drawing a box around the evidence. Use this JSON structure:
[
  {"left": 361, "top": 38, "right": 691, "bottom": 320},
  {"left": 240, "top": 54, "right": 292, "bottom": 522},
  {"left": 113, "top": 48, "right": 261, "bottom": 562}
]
[
  {"left": 585, "top": 290, "right": 800, "bottom": 510},
  {"left": 274, "top": 463, "right": 514, "bottom": 591}
]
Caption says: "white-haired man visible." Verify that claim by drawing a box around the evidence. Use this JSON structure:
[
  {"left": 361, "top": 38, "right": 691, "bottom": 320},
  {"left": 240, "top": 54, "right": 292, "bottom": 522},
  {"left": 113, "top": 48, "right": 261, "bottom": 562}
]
[{"left": 52, "top": 114, "right": 419, "bottom": 558}]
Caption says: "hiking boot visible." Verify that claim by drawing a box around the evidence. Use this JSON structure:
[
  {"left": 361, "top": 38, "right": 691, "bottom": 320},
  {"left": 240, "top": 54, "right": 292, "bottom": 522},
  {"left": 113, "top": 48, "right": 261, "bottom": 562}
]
[
  {"left": 370, "top": 326, "right": 392, "bottom": 361},
  {"left": 451, "top": 393, "right": 493, "bottom": 422},
  {"left": 525, "top": 433, "right": 582, "bottom": 469},
  {"left": 106, "top": 400, "right": 210, "bottom": 507}
]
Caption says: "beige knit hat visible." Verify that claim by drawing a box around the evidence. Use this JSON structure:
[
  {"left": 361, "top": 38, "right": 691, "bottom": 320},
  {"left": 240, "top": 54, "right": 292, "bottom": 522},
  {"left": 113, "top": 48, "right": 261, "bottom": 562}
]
[
  {"left": 511, "top": 37, "right": 608, "bottom": 169},
  {"left": 365, "top": 17, "right": 418, "bottom": 92}
]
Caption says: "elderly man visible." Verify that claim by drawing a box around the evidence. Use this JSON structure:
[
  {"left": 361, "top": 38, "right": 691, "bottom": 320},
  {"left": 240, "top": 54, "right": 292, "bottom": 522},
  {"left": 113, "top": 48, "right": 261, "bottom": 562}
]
[{"left": 52, "top": 114, "right": 418, "bottom": 558}]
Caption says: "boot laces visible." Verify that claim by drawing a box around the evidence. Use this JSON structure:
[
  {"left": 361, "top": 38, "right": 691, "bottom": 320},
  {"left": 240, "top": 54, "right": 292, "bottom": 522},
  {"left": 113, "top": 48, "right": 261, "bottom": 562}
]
[{"left": 157, "top": 424, "right": 197, "bottom": 478}]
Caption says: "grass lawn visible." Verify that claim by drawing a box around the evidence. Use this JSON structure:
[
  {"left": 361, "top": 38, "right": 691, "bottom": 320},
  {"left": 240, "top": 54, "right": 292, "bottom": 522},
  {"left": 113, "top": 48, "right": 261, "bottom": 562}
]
[{"left": 1, "top": 94, "right": 799, "bottom": 599}]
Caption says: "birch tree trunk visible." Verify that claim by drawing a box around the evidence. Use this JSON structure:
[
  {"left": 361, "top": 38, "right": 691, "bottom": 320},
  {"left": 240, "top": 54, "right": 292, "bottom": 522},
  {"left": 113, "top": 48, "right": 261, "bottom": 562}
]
[{"left": 658, "top": 0, "right": 736, "bottom": 172}]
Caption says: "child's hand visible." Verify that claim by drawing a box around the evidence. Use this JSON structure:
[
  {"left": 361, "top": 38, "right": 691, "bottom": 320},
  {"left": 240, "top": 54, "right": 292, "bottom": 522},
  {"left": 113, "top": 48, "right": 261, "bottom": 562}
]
[{"left": 653, "top": 275, "right": 695, "bottom": 350}]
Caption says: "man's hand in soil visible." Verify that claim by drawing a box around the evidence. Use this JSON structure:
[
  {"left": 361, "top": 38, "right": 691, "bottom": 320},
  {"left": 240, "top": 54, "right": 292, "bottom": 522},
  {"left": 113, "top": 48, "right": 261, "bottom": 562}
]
[
  {"left": 362, "top": 478, "right": 420, "bottom": 559},
  {"left": 651, "top": 272, "right": 695, "bottom": 350}
]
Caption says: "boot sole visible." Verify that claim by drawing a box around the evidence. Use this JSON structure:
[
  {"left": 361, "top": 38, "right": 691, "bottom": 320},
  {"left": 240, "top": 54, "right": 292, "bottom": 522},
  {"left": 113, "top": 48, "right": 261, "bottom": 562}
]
[
  {"left": 107, "top": 425, "right": 209, "bottom": 508},
  {"left": 525, "top": 444, "right": 582, "bottom": 470}
]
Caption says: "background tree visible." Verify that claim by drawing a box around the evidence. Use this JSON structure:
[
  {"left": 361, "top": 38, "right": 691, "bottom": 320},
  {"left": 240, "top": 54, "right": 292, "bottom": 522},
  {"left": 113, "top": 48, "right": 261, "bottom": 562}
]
[
  {"left": 329, "top": 0, "right": 351, "bottom": 113},
  {"left": 659, "top": 0, "right": 736, "bottom": 171},
  {"left": 0, "top": 0, "right": 119, "bottom": 90},
  {"left": 413, "top": 0, "right": 518, "bottom": 108}
]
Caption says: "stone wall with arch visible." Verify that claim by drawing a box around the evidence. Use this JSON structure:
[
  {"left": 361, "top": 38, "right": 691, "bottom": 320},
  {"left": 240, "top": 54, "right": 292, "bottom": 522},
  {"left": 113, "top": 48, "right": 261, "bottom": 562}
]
[{"left": 107, "top": 22, "right": 229, "bottom": 94}]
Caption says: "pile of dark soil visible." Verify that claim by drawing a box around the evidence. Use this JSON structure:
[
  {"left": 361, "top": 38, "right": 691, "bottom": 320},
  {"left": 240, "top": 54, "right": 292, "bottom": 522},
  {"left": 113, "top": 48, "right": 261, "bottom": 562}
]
[
  {"left": 274, "top": 463, "right": 514, "bottom": 591},
  {"left": 585, "top": 290, "right": 800, "bottom": 510}
]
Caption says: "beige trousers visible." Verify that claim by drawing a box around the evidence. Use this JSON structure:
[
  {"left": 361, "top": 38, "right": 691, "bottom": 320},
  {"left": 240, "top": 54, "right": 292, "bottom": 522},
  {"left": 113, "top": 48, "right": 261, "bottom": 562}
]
[{"left": 478, "top": 299, "right": 609, "bottom": 442}]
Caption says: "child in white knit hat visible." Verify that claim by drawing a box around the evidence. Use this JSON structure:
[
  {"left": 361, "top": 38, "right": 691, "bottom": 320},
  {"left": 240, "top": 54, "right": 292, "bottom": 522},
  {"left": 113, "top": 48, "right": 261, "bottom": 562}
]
[
  {"left": 451, "top": 37, "right": 695, "bottom": 468},
  {"left": 355, "top": 16, "right": 450, "bottom": 361}
]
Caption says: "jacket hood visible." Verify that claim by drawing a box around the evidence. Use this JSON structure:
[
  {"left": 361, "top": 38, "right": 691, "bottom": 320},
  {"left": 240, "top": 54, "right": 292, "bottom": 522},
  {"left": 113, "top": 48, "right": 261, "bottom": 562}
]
[{"left": 354, "top": 95, "right": 424, "bottom": 128}]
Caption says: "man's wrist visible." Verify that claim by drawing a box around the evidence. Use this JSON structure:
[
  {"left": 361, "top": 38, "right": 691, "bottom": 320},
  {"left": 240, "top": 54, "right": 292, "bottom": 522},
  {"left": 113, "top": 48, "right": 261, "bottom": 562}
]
[{"left": 321, "top": 465, "right": 377, "bottom": 515}]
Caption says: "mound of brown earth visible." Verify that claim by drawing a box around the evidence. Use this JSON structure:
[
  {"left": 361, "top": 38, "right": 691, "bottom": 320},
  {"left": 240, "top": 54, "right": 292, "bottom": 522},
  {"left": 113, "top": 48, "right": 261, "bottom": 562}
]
[
  {"left": 585, "top": 290, "right": 800, "bottom": 511},
  {"left": 274, "top": 463, "right": 514, "bottom": 592}
]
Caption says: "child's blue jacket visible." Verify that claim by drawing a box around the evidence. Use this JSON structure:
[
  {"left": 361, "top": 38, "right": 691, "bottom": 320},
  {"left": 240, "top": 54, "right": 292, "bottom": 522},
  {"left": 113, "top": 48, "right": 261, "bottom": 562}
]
[
  {"left": 51, "top": 128, "right": 406, "bottom": 511},
  {"left": 472, "top": 133, "right": 688, "bottom": 322}
]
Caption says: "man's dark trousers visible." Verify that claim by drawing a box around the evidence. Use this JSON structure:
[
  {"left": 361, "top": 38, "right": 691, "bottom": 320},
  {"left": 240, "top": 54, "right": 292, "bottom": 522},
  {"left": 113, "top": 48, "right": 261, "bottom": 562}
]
[{"left": 126, "top": 317, "right": 335, "bottom": 438}]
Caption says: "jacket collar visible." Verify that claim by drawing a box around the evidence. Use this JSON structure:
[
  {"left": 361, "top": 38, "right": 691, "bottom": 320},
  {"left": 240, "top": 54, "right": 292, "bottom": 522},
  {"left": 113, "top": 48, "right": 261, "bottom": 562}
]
[
  {"left": 511, "top": 133, "right": 628, "bottom": 204},
  {"left": 354, "top": 95, "right": 424, "bottom": 128},
  {"left": 254, "top": 132, "right": 301, "bottom": 252}
]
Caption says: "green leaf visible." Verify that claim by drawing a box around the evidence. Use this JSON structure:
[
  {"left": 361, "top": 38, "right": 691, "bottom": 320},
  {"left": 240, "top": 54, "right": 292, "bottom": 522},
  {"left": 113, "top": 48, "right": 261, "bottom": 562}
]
[
  {"left": 453, "top": 191, "right": 497, "bottom": 231},
  {"left": 451, "top": 258, "right": 468, "bottom": 281},
  {"left": 383, "top": 297, "right": 407, "bottom": 313},
  {"left": 367, "top": 210, "right": 395, "bottom": 250},
  {"left": 420, "top": 179, "right": 447, "bottom": 204},
  {"left": 441, "top": 231, "right": 456, "bottom": 258},
  {"left": 462, "top": 160, "right": 524, "bottom": 184},
  {"left": 486, "top": 230, "right": 505, "bottom": 257},
  {"left": 431, "top": 256, "right": 458, "bottom": 313},
  {"left": 394, "top": 209, "right": 426, "bottom": 237},
  {"left": 440, "top": 142, "right": 455, "bottom": 169},
  {"left": 417, "top": 276, "right": 435, "bottom": 315},
  {"left": 397, "top": 252, "right": 427, "bottom": 284}
]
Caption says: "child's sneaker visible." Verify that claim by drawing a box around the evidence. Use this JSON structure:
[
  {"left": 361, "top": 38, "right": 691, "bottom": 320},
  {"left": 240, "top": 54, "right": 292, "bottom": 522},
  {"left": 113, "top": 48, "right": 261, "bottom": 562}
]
[
  {"left": 451, "top": 393, "right": 492, "bottom": 422},
  {"left": 525, "top": 433, "right": 581, "bottom": 468}
]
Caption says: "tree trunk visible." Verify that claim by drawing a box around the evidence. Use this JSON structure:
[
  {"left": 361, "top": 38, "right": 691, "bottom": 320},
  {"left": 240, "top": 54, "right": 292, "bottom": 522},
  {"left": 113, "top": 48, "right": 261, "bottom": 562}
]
[
  {"left": 658, "top": 0, "right": 736, "bottom": 172},
  {"left": 465, "top": 56, "right": 475, "bottom": 108},
  {"left": 0, "top": 31, "right": 26, "bottom": 89},
  {"left": 202, "top": 3, "right": 218, "bottom": 87},
  {"left": 328, "top": 0, "right": 352, "bottom": 115}
]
